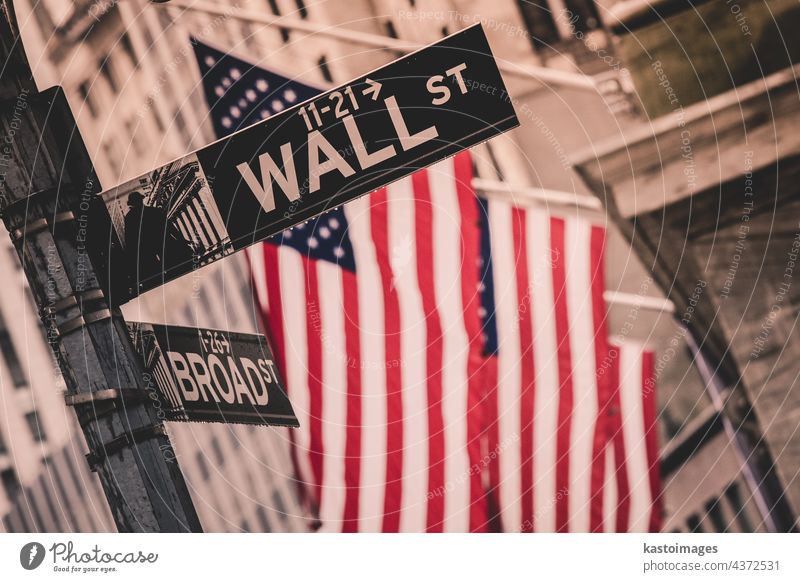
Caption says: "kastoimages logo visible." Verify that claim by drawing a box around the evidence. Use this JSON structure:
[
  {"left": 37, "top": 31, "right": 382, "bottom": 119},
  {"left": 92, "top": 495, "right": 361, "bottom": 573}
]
[{"left": 20, "top": 542, "right": 46, "bottom": 570}]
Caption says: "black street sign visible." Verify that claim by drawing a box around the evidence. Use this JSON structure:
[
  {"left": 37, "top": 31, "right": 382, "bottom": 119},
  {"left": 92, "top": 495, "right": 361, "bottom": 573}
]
[
  {"left": 128, "top": 322, "right": 298, "bottom": 427},
  {"left": 83, "top": 24, "right": 519, "bottom": 304}
]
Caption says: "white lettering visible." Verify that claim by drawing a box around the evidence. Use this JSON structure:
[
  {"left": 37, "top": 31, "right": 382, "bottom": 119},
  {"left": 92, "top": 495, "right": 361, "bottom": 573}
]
[
  {"left": 228, "top": 356, "right": 255, "bottom": 405},
  {"left": 426, "top": 74, "right": 451, "bottom": 105},
  {"left": 236, "top": 142, "right": 300, "bottom": 212},
  {"left": 242, "top": 358, "right": 270, "bottom": 405},
  {"left": 446, "top": 63, "right": 468, "bottom": 94},
  {"left": 343, "top": 115, "right": 397, "bottom": 169},
  {"left": 385, "top": 95, "right": 438, "bottom": 151},
  {"left": 167, "top": 352, "right": 199, "bottom": 401},
  {"left": 308, "top": 130, "right": 355, "bottom": 193},
  {"left": 208, "top": 354, "right": 236, "bottom": 404},
  {"left": 186, "top": 352, "right": 220, "bottom": 403}
]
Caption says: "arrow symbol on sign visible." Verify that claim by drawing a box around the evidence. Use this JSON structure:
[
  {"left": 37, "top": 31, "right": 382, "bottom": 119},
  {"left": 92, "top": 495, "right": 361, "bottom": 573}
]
[{"left": 362, "top": 78, "right": 382, "bottom": 101}]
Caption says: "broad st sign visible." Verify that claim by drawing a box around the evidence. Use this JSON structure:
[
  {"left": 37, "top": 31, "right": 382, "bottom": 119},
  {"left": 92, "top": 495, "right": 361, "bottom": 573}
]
[
  {"left": 83, "top": 24, "right": 519, "bottom": 304},
  {"left": 128, "top": 323, "right": 298, "bottom": 427}
]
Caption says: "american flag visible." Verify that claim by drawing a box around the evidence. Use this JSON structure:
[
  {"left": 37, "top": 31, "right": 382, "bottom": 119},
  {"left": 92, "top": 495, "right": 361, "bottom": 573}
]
[
  {"left": 477, "top": 196, "right": 662, "bottom": 532},
  {"left": 193, "top": 39, "right": 662, "bottom": 532}
]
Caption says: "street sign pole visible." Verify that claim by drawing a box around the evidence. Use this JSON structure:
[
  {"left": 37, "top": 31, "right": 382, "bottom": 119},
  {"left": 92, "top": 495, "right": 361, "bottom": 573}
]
[{"left": 0, "top": 1, "right": 202, "bottom": 532}]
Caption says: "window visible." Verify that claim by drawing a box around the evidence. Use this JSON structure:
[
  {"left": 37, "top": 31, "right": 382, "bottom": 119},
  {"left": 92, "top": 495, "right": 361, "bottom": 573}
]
[
  {"left": 383, "top": 20, "right": 403, "bottom": 57},
  {"left": 563, "top": 0, "right": 601, "bottom": 34},
  {"left": 295, "top": 0, "right": 308, "bottom": 19},
  {"left": 0, "top": 309, "right": 27, "bottom": 388},
  {"left": 25, "top": 411, "right": 46, "bottom": 442},
  {"left": 157, "top": 8, "right": 172, "bottom": 31},
  {"left": 272, "top": 491, "right": 288, "bottom": 523},
  {"left": 120, "top": 32, "right": 137, "bottom": 68},
  {"left": 318, "top": 55, "right": 333, "bottom": 83},
  {"left": 1, "top": 468, "right": 19, "bottom": 500},
  {"left": 516, "top": 0, "right": 560, "bottom": 49},
  {"left": 78, "top": 81, "right": 97, "bottom": 117},
  {"left": 198, "top": 290, "right": 214, "bottom": 324},
  {"left": 182, "top": 304, "right": 195, "bottom": 326},
  {"left": 228, "top": 428, "right": 242, "bottom": 449},
  {"left": 174, "top": 110, "right": 193, "bottom": 147},
  {"left": 125, "top": 118, "right": 147, "bottom": 157},
  {"left": 267, "top": 0, "right": 289, "bottom": 41},
  {"left": 240, "top": 21, "right": 257, "bottom": 51},
  {"left": 98, "top": 55, "right": 118, "bottom": 92},
  {"left": 141, "top": 24, "right": 155, "bottom": 51},
  {"left": 211, "top": 437, "right": 225, "bottom": 466},
  {"left": 256, "top": 505, "right": 272, "bottom": 531},
  {"left": 196, "top": 451, "right": 210, "bottom": 480},
  {"left": 102, "top": 142, "right": 120, "bottom": 176},
  {"left": 151, "top": 106, "right": 165, "bottom": 133}
]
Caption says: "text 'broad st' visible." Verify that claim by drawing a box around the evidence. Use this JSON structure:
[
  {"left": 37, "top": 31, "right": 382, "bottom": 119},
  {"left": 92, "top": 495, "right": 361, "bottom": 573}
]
[{"left": 128, "top": 323, "right": 298, "bottom": 427}]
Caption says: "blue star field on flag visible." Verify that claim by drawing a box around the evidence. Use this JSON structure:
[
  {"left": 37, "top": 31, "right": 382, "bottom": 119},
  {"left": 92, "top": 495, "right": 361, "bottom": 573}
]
[{"left": 193, "top": 39, "right": 355, "bottom": 273}]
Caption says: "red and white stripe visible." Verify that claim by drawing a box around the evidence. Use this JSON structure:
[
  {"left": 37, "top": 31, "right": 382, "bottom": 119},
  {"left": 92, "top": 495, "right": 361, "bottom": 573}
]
[
  {"left": 600, "top": 340, "right": 662, "bottom": 532},
  {"left": 249, "top": 158, "right": 662, "bottom": 533},
  {"left": 484, "top": 197, "right": 661, "bottom": 532},
  {"left": 248, "top": 152, "right": 487, "bottom": 532}
]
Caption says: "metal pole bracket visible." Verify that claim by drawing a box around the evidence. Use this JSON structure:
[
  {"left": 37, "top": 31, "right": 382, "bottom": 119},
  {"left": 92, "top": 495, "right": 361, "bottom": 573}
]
[
  {"left": 9, "top": 211, "right": 75, "bottom": 243},
  {"left": 85, "top": 424, "right": 168, "bottom": 472},
  {"left": 64, "top": 387, "right": 154, "bottom": 425}
]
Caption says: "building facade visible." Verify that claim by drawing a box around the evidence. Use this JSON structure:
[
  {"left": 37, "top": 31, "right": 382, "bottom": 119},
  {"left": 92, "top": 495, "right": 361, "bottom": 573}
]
[{"left": 2, "top": 0, "right": 771, "bottom": 531}]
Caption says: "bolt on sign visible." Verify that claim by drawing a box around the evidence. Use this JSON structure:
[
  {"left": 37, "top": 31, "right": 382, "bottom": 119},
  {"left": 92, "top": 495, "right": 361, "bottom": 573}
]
[
  {"left": 82, "top": 24, "right": 519, "bottom": 305},
  {"left": 127, "top": 322, "right": 298, "bottom": 427}
]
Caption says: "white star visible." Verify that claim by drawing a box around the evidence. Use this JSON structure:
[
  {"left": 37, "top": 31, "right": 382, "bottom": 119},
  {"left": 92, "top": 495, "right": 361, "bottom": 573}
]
[
  {"left": 230, "top": 68, "right": 241, "bottom": 80},
  {"left": 204, "top": 56, "right": 215, "bottom": 67},
  {"left": 259, "top": 110, "right": 270, "bottom": 119},
  {"left": 478, "top": 306, "right": 487, "bottom": 317},
  {"left": 308, "top": 237, "right": 318, "bottom": 249},
  {"left": 284, "top": 89, "right": 297, "bottom": 103},
  {"left": 214, "top": 86, "right": 224, "bottom": 97},
  {"left": 329, "top": 218, "right": 340, "bottom": 229},
  {"left": 230, "top": 106, "right": 241, "bottom": 118},
  {"left": 245, "top": 89, "right": 257, "bottom": 101},
  {"left": 283, "top": 230, "right": 292, "bottom": 239},
  {"left": 221, "top": 77, "right": 231, "bottom": 87},
  {"left": 272, "top": 100, "right": 284, "bottom": 112},
  {"left": 238, "top": 98, "right": 247, "bottom": 108},
  {"left": 333, "top": 246, "right": 345, "bottom": 258},
  {"left": 319, "top": 226, "right": 330, "bottom": 239},
  {"left": 478, "top": 282, "right": 486, "bottom": 292},
  {"left": 255, "top": 79, "right": 269, "bottom": 92},
  {"left": 296, "top": 223, "right": 305, "bottom": 230},
  {"left": 221, "top": 117, "right": 232, "bottom": 128}
]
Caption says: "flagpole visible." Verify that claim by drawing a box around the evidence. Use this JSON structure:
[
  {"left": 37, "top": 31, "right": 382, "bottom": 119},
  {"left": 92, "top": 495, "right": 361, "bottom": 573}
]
[
  {"left": 159, "top": 0, "right": 598, "bottom": 91},
  {"left": 471, "top": 182, "right": 674, "bottom": 313},
  {"left": 472, "top": 178, "right": 603, "bottom": 211},
  {"left": 602, "top": 290, "right": 675, "bottom": 313}
]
